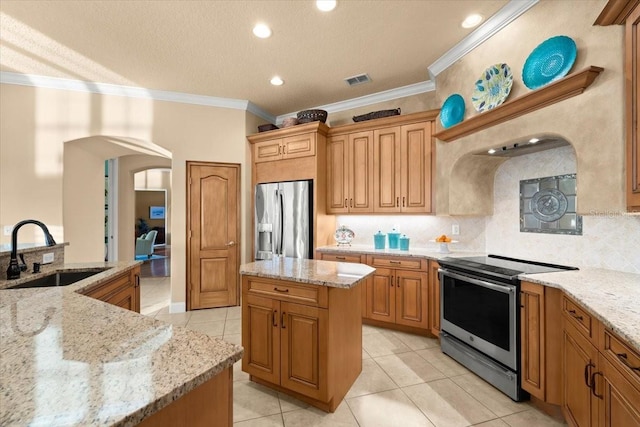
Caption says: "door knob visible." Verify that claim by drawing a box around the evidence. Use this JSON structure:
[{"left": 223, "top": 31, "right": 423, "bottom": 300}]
[{"left": 226, "top": 241, "right": 236, "bottom": 246}]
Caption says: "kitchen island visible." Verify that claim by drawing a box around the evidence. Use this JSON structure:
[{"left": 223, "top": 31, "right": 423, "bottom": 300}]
[
  {"left": 0, "top": 261, "right": 243, "bottom": 426},
  {"left": 240, "top": 257, "right": 375, "bottom": 412}
]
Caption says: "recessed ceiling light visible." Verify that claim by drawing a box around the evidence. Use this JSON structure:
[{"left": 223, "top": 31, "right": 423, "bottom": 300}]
[
  {"left": 488, "top": 148, "right": 496, "bottom": 154},
  {"left": 461, "top": 14, "right": 483, "bottom": 29},
  {"left": 253, "top": 23, "right": 272, "bottom": 39},
  {"left": 529, "top": 138, "right": 540, "bottom": 143},
  {"left": 316, "top": 0, "right": 337, "bottom": 12},
  {"left": 270, "top": 76, "right": 284, "bottom": 86}
]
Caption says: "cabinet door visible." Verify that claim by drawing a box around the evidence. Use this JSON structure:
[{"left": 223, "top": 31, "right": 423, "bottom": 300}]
[
  {"left": 326, "top": 135, "right": 349, "bottom": 213},
  {"left": 400, "top": 122, "right": 433, "bottom": 213},
  {"left": 373, "top": 127, "right": 401, "bottom": 213},
  {"left": 428, "top": 261, "right": 440, "bottom": 336},
  {"left": 626, "top": 6, "right": 640, "bottom": 210},
  {"left": 395, "top": 270, "right": 428, "bottom": 329},
  {"left": 563, "top": 321, "right": 599, "bottom": 427},
  {"left": 348, "top": 131, "right": 374, "bottom": 212},
  {"left": 280, "top": 302, "right": 328, "bottom": 401},
  {"left": 366, "top": 267, "right": 395, "bottom": 323},
  {"left": 521, "top": 282, "right": 545, "bottom": 400},
  {"left": 254, "top": 139, "right": 283, "bottom": 163},
  {"left": 282, "top": 133, "right": 316, "bottom": 159},
  {"left": 105, "top": 285, "right": 136, "bottom": 311},
  {"left": 242, "top": 293, "right": 280, "bottom": 385},
  {"left": 599, "top": 356, "right": 640, "bottom": 427}
]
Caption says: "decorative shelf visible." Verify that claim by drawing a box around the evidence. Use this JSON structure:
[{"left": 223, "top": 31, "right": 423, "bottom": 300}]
[{"left": 434, "top": 66, "right": 604, "bottom": 142}]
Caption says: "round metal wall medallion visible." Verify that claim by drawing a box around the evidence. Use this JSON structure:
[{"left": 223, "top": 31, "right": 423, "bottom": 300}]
[{"left": 530, "top": 189, "right": 568, "bottom": 222}]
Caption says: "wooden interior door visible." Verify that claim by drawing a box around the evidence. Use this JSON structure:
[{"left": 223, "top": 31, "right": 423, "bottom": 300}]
[
  {"left": 400, "top": 122, "right": 433, "bottom": 213},
  {"left": 348, "top": 131, "right": 374, "bottom": 212},
  {"left": 395, "top": 270, "right": 428, "bottom": 329},
  {"left": 366, "top": 267, "right": 395, "bottom": 323},
  {"left": 373, "top": 127, "right": 401, "bottom": 212},
  {"left": 242, "top": 293, "right": 280, "bottom": 385},
  {"left": 187, "top": 162, "right": 240, "bottom": 309},
  {"left": 280, "top": 302, "right": 328, "bottom": 400}
]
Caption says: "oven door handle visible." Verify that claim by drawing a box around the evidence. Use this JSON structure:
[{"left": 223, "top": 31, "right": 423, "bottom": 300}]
[{"left": 441, "top": 270, "right": 514, "bottom": 294}]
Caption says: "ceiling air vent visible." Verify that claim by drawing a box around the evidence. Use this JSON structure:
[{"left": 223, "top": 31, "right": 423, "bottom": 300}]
[{"left": 345, "top": 73, "right": 371, "bottom": 86}]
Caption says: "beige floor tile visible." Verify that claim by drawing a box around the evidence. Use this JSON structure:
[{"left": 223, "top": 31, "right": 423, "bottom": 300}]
[
  {"left": 227, "top": 305, "right": 242, "bottom": 319},
  {"left": 233, "top": 360, "right": 250, "bottom": 382},
  {"left": 233, "top": 414, "right": 283, "bottom": 426},
  {"left": 450, "top": 373, "right": 529, "bottom": 417},
  {"left": 154, "top": 312, "right": 191, "bottom": 327},
  {"left": 347, "top": 389, "right": 435, "bottom": 427},
  {"left": 189, "top": 307, "right": 228, "bottom": 323},
  {"left": 362, "top": 348, "right": 371, "bottom": 360},
  {"left": 472, "top": 420, "right": 510, "bottom": 427},
  {"left": 362, "top": 324, "right": 387, "bottom": 336},
  {"left": 375, "top": 352, "right": 446, "bottom": 387},
  {"left": 225, "top": 318, "right": 242, "bottom": 335},
  {"left": 154, "top": 305, "right": 170, "bottom": 316},
  {"left": 185, "top": 320, "right": 226, "bottom": 336},
  {"left": 387, "top": 330, "right": 440, "bottom": 351},
  {"left": 345, "top": 359, "right": 398, "bottom": 398},
  {"left": 403, "top": 379, "right": 497, "bottom": 427},
  {"left": 233, "top": 380, "right": 282, "bottom": 422},
  {"left": 415, "top": 348, "right": 471, "bottom": 377},
  {"left": 500, "top": 409, "right": 567, "bottom": 427},
  {"left": 282, "top": 400, "right": 358, "bottom": 427},
  {"left": 362, "top": 331, "right": 412, "bottom": 358},
  {"left": 277, "top": 392, "right": 309, "bottom": 412},
  {"left": 224, "top": 333, "right": 242, "bottom": 346}
]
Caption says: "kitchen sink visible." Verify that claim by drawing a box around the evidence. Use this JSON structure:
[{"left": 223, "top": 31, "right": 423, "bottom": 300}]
[{"left": 6, "top": 269, "right": 111, "bottom": 289}]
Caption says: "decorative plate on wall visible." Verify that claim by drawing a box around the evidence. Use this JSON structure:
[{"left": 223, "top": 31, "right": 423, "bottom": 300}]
[
  {"left": 440, "top": 94, "right": 465, "bottom": 128},
  {"left": 522, "top": 35, "right": 577, "bottom": 89},
  {"left": 520, "top": 173, "right": 582, "bottom": 235},
  {"left": 471, "top": 63, "right": 513, "bottom": 112}
]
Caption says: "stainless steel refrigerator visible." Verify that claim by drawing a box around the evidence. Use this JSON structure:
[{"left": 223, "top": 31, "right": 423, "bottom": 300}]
[{"left": 254, "top": 180, "right": 313, "bottom": 260}]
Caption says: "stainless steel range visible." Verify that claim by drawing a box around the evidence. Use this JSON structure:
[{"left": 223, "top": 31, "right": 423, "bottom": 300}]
[{"left": 437, "top": 255, "right": 577, "bottom": 401}]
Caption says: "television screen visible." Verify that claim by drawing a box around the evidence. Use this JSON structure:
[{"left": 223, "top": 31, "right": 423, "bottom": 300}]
[{"left": 149, "top": 206, "right": 165, "bottom": 219}]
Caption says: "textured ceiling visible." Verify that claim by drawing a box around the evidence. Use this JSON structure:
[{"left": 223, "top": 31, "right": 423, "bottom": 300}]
[{"left": 0, "top": 0, "right": 508, "bottom": 116}]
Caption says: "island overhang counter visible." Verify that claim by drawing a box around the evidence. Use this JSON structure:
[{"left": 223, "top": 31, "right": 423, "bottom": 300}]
[{"left": 239, "top": 257, "right": 375, "bottom": 412}]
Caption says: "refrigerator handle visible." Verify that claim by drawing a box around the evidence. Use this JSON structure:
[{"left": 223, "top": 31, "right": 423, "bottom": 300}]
[{"left": 278, "top": 190, "right": 285, "bottom": 256}]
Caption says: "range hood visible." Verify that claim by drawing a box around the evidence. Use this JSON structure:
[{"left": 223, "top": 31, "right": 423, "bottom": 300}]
[{"left": 472, "top": 135, "right": 570, "bottom": 157}]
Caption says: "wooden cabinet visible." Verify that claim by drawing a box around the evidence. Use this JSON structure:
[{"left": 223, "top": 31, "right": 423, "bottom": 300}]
[
  {"left": 326, "top": 110, "right": 439, "bottom": 215},
  {"left": 83, "top": 266, "right": 140, "bottom": 313},
  {"left": 241, "top": 275, "right": 361, "bottom": 412},
  {"left": 365, "top": 255, "right": 428, "bottom": 330},
  {"left": 317, "top": 251, "right": 366, "bottom": 317},
  {"left": 627, "top": 5, "right": 640, "bottom": 211},
  {"left": 253, "top": 132, "right": 316, "bottom": 163},
  {"left": 373, "top": 122, "right": 434, "bottom": 213},
  {"left": 521, "top": 282, "right": 546, "bottom": 400},
  {"left": 428, "top": 260, "right": 440, "bottom": 337},
  {"left": 326, "top": 131, "right": 374, "bottom": 213},
  {"left": 561, "top": 295, "right": 640, "bottom": 427}
]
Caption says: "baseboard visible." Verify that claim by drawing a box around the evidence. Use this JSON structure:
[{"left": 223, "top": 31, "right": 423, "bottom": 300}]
[{"left": 170, "top": 302, "right": 186, "bottom": 313}]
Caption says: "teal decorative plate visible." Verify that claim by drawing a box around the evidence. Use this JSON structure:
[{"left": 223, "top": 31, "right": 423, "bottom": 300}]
[
  {"left": 471, "top": 63, "right": 513, "bottom": 112},
  {"left": 440, "top": 94, "right": 465, "bottom": 128},
  {"left": 523, "top": 35, "right": 577, "bottom": 89}
]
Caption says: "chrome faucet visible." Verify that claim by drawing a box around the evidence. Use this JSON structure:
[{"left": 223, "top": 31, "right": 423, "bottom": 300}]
[{"left": 6, "top": 220, "right": 57, "bottom": 280}]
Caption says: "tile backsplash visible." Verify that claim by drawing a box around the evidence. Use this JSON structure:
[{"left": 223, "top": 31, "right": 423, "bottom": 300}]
[{"left": 338, "top": 145, "right": 640, "bottom": 274}]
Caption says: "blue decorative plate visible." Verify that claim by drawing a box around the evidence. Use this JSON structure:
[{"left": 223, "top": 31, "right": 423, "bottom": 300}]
[
  {"left": 440, "top": 94, "right": 465, "bottom": 129},
  {"left": 471, "top": 63, "right": 513, "bottom": 112},
  {"left": 522, "top": 35, "right": 577, "bottom": 89}
]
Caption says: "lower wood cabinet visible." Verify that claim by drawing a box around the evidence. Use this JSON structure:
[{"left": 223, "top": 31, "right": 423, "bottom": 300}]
[
  {"left": 241, "top": 275, "right": 361, "bottom": 412},
  {"left": 82, "top": 266, "right": 140, "bottom": 313},
  {"left": 317, "top": 252, "right": 366, "bottom": 317},
  {"left": 428, "top": 260, "right": 440, "bottom": 337}
]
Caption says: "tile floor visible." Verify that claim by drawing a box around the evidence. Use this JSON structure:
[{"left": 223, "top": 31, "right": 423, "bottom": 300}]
[{"left": 140, "top": 278, "right": 566, "bottom": 427}]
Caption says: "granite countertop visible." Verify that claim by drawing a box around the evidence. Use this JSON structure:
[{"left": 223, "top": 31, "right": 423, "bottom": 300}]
[
  {"left": 240, "top": 257, "right": 375, "bottom": 288},
  {"left": 0, "top": 261, "right": 243, "bottom": 426},
  {"left": 316, "top": 244, "right": 485, "bottom": 260}
]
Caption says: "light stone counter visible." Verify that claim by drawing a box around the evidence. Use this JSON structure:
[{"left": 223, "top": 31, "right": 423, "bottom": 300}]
[
  {"left": 240, "top": 257, "right": 375, "bottom": 288},
  {"left": 316, "top": 244, "right": 485, "bottom": 260},
  {"left": 0, "top": 261, "right": 243, "bottom": 426},
  {"left": 521, "top": 268, "right": 640, "bottom": 353}
]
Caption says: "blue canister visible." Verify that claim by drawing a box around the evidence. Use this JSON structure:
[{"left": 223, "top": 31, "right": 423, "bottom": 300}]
[
  {"left": 387, "top": 229, "right": 401, "bottom": 249},
  {"left": 374, "top": 231, "right": 386, "bottom": 249},
  {"left": 399, "top": 234, "right": 410, "bottom": 251}
]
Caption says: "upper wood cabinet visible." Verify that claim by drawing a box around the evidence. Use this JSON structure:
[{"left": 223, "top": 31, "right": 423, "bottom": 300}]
[
  {"left": 326, "top": 131, "right": 374, "bottom": 213},
  {"left": 253, "top": 132, "right": 316, "bottom": 163},
  {"left": 327, "top": 110, "right": 439, "bottom": 215}
]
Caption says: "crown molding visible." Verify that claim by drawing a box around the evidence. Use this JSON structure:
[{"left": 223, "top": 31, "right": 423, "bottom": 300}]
[
  {"left": 428, "top": 0, "right": 539, "bottom": 77},
  {"left": 0, "top": 71, "right": 275, "bottom": 122},
  {"left": 276, "top": 80, "right": 436, "bottom": 122}
]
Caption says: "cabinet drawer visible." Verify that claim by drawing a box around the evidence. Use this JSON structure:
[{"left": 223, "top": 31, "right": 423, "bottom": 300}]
[
  {"left": 245, "top": 278, "right": 328, "bottom": 308},
  {"left": 83, "top": 271, "right": 132, "bottom": 302},
  {"left": 600, "top": 324, "right": 640, "bottom": 390},
  {"left": 318, "top": 252, "right": 363, "bottom": 263},
  {"left": 562, "top": 295, "right": 595, "bottom": 342},
  {"left": 366, "top": 255, "right": 426, "bottom": 271}
]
